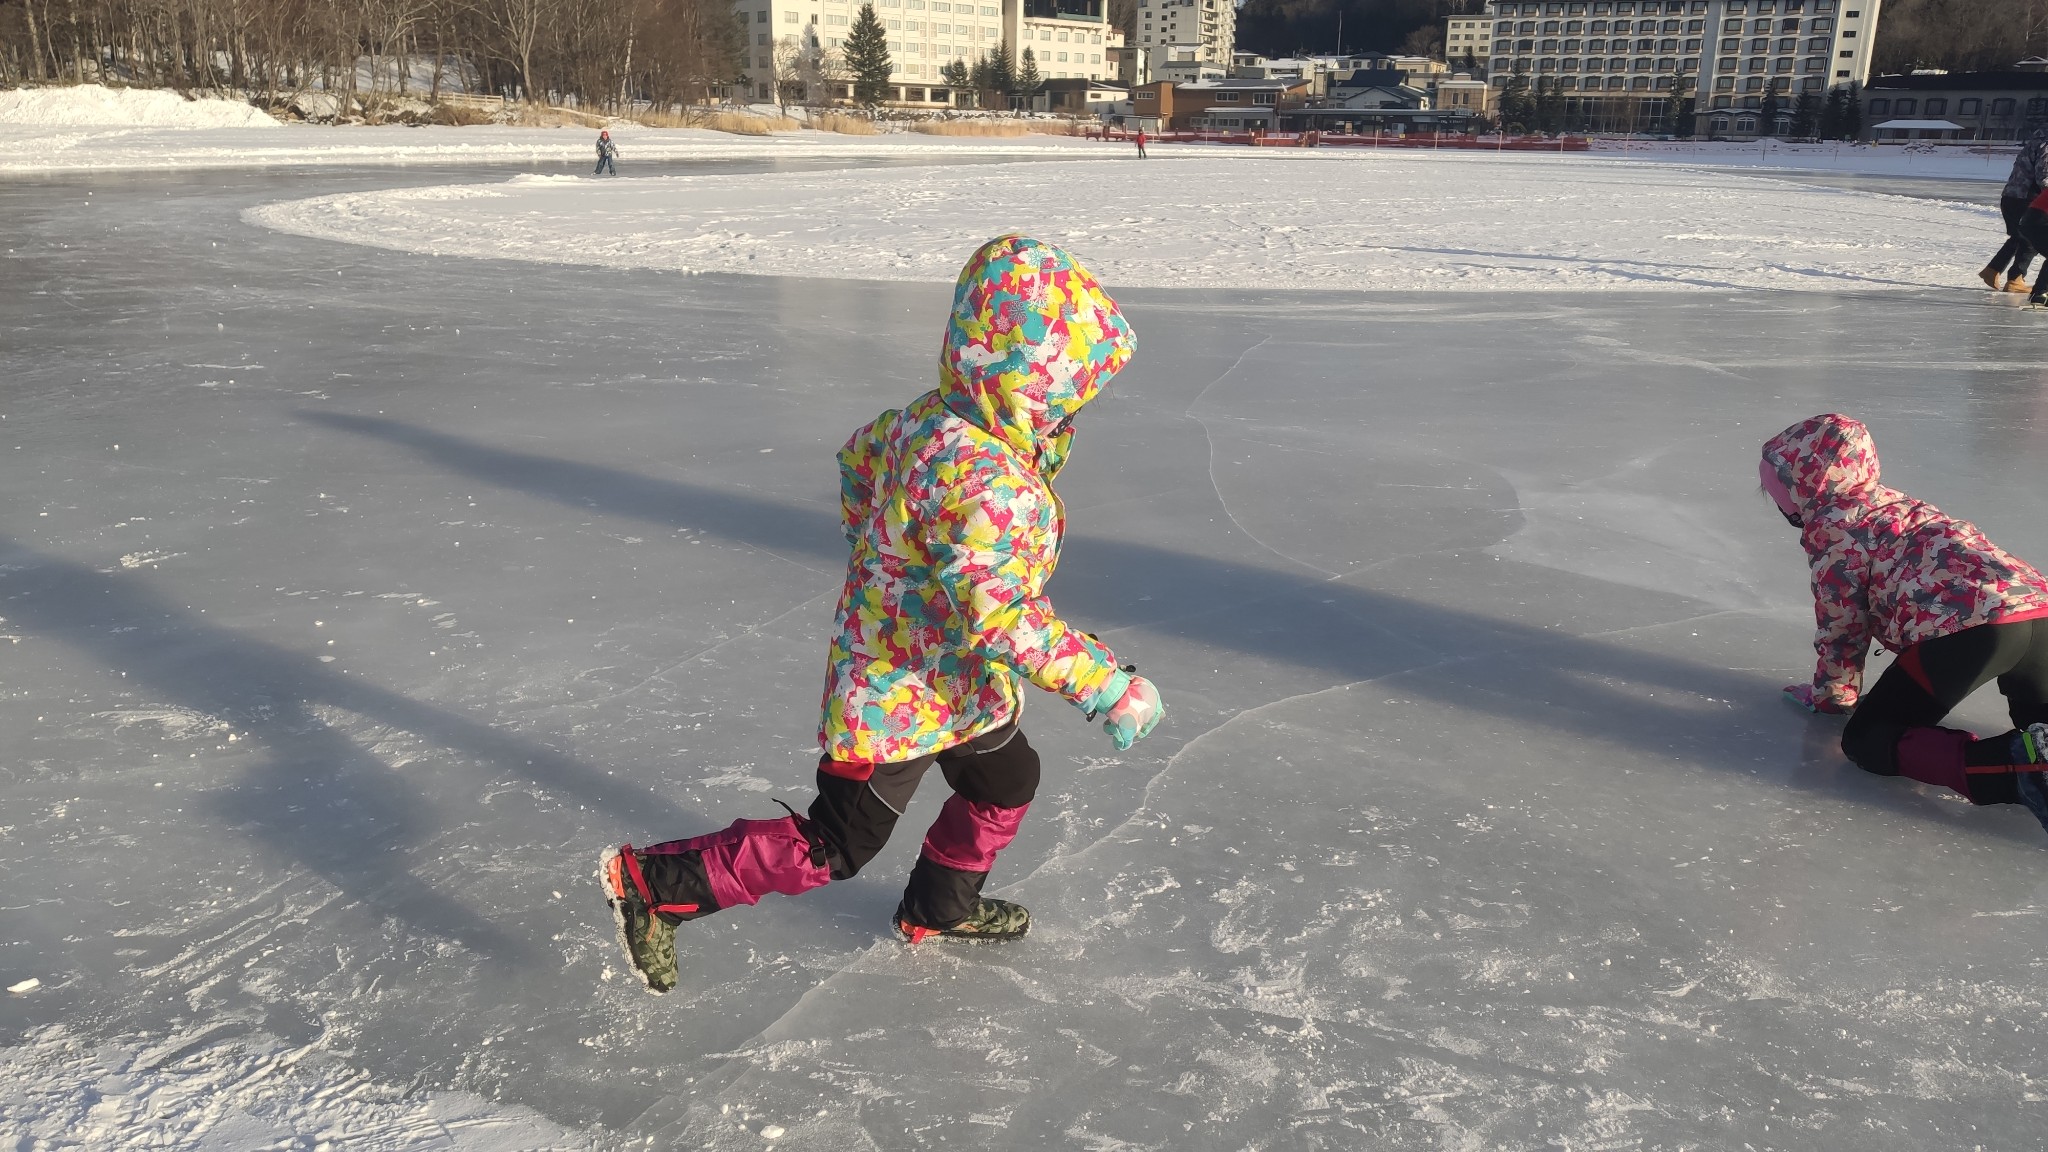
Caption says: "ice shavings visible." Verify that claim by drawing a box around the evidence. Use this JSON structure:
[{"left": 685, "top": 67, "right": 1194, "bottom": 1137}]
[
  {"left": 248, "top": 152, "right": 1998, "bottom": 294},
  {"left": 0, "top": 1025, "right": 596, "bottom": 1151}
]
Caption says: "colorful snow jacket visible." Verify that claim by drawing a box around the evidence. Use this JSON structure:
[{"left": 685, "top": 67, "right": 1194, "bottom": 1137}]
[
  {"left": 1763, "top": 413, "right": 2048, "bottom": 710},
  {"left": 819, "top": 235, "right": 1136, "bottom": 764},
  {"left": 2004, "top": 127, "right": 2048, "bottom": 202}
]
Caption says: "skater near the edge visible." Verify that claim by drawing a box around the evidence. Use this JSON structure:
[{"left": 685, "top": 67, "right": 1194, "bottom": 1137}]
[
  {"left": 594, "top": 130, "right": 618, "bottom": 176},
  {"left": 1762, "top": 414, "right": 2048, "bottom": 829},
  {"left": 599, "top": 234, "right": 1166, "bottom": 993},
  {"left": 1980, "top": 124, "right": 2048, "bottom": 294},
  {"left": 1135, "top": 129, "right": 1148, "bottom": 159}
]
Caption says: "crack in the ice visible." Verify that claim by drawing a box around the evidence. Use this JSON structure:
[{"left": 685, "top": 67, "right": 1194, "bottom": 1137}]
[
  {"left": 1181, "top": 334, "right": 1343, "bottom": 580},
  {"left": 572, "top": 590, "right": 836, "bottom": 708}
]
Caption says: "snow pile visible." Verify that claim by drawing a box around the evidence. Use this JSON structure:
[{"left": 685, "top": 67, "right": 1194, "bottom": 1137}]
[
  {"left": 250, "top": 151, "right": 2000, "bottom": 293},
  {"left": 0, "top": 1024, "right": 597, "bottom": 1151},
  {"left": 0, "top": 84, "right": 280, "bottom": 128}
]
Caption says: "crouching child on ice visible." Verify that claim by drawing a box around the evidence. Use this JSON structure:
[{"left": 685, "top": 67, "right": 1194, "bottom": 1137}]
[
  {"left": 598, "top": 235, "right": 1165, "bottom": 993},
  {"left": 1761, "top": 414, "right": 2048, "bottom": 830}
]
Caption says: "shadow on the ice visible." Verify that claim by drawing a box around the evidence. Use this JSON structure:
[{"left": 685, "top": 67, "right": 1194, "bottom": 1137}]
[
  {"left": 304, "top": 415, "right": 1903, "bottom": 774},
  {"left": 0, "top": 535, "right": 700, "bottom": 967}
]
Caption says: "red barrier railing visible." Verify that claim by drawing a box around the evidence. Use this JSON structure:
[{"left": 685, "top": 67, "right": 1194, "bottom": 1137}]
[{"left": 1083, "top": 127, "right": 1591, "bottom": 150}]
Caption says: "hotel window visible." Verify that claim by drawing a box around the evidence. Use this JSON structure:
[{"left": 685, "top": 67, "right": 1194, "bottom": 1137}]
[
  {"left": 1958, "top": 97, "right": 1980, "bottom": 115},
  {"left": 1892, "top": 98, "right": 1914, "bottom": 114},
  {"left": 1924, "top": 98, "right": 1946, "bottom": 114}
]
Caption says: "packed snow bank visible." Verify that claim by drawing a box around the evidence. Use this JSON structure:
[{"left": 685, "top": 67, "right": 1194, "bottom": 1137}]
[
  {"left": 0, "top": 1024, "right": 597, "bottom": 1151},
  {"left": 250, "top": 150, "right": 2001, "bottom": 293},
  {"left": 1589, "top": 137, "right": 2015, "bottom": 180},
  {"left": 0, "top": 84, "right": 279, "bottom": 128}
]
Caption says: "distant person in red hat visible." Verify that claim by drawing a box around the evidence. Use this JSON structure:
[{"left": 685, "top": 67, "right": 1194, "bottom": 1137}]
[
  {"left": 594, "top": 129, "right": 618, "bottom": 176},
  {"left": 1134, "top": 128, "right": 1147, "bottom": 159}
]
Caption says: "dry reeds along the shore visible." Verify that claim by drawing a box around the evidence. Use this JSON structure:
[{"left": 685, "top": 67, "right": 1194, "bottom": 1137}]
[
  {"left": 812, "top": 112, "right": 879, "bottom": 134},
  {"left": 636, "top": 108, "right": 800, "bottom": 134},
  {"left": 908, "top": 118, "right": 1086, "bottom": 137},
  {"left": 910, "top": 119, "right": 1028, "bottom": 136}
]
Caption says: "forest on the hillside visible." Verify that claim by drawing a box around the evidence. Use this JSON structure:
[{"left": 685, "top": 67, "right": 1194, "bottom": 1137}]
[
  {"left": 1228, "top": 0, "right": 2047, "bottom": 74},
  {"left": 0, "top": 0, "right": 746, "bottom": 105}
]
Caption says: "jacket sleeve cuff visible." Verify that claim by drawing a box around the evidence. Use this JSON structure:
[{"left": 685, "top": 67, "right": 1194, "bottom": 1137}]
[{"left": 1080, "top": 668, "right": 1132, "bottom": 718}]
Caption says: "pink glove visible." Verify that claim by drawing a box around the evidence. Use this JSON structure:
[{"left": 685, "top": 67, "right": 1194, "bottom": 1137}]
[
  {"left": 1085, "top": 670, "right": 1164, "bottom": 751},
  {"left": 1782, "top": 684, "right": 1851, "bottom": 715}
]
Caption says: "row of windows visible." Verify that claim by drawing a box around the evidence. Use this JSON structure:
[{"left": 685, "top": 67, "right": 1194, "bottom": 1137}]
[
  {"left": 1490, "top": 0, "right": 1833, "bottom": 13},
  {"left": 1500, "top": 37, "right": 1694, "bottom": 51},
  {"left": 1497, "top": 18, "right": 1696, "bottom": 31},
  {"left": 1497, "top": 15, "right": 1831, "bottom": 33},
  {"left": 1497, "top": 34, "right": 1832, "bottom": 52},
  {"left": 1511, "top": 56, "right": 1691, "bottom": 71},
  {"left": 1868, "top": 96, "right": 2045, "bottom": 118}
]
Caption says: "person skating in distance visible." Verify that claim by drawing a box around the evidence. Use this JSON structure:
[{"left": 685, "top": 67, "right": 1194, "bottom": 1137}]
[
  {"left": 598, "top": 234, "right": 1165, "bottom": 993},
  {"left": 594, "top": 130, "right": 618, "bottom": 176},
  {"left": 1761, "top": 414, "right": 2048, "bottom": 829}
]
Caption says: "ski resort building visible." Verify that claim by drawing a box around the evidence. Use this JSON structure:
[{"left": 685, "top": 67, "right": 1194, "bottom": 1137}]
[
  {"left": 1858, "top": 63, "right": 2048, "bottom": 143},
  {"left": 737, "top": 0, "right": 1121, "bottom": 106},
  {"left": 1449, "top": 0, "right": 1880, "bottom": 136},
  {"left": 1132, "top": 0, "right": 1238, "bottom": 78}
]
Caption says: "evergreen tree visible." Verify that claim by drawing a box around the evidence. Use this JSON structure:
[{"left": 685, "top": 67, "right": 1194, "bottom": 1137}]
[
  {"left": 1759, "top": 85, "right": 1783, "bottom": 137},
  {"left": 1015, "top": 46, "right": 1044, "bottom": 108},
  {"left": 843, "top": 3, "right": 893, "bottom": 107},
  {"left": 1840, "top": 82, "right": 1862, "bottom": 138},
  {"left": 1668, "top": 72, "right": 1695, "bottom": 137},
  {"left": 1819, "top": 85, "right": 1845, "bottom": 138},
  {"left": 1498, "top": 68, "right": 1531, "bottom": 133},
  {"left": 1791, "top": 89, "right": 1822, "bottom": 138},
  {"left": 984, "top": 44, "right": 1016, "bottom": 107},
  {"left": 941, "top": 58, "right": 971, "bottom": 106},
  {"left": 1533, "top": 76, "right": 1564, "bottom": 133}
]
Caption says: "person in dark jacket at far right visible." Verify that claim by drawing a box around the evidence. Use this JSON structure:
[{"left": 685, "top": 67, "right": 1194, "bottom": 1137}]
[{"left": 1981, "top": 125, "right": 2048, "bottom": 294}]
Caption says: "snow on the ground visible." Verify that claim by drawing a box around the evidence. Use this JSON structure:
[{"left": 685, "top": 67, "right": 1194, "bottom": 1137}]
[
  {"left": 0, "top": 120, "right": 1093, "bottom": 173},
  {"left": 0, "top": 1023, "right": 596, "bottom": 1151},
  {"left": 0, "top": 84, "right": 280, "bottom": 129},
  {"left": 248, "top": 150, "right": 1999, "bottom": 293}
]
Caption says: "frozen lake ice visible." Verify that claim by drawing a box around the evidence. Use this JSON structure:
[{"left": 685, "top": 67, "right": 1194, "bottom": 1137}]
[{"left": 4, "top": 159, "right": 2048, "bottom": 1149}]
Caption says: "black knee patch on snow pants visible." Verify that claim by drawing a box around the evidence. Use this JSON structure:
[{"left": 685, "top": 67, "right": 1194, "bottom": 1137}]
[{"left": 804, "top": 723, "right": 1039, "bottom": 882}]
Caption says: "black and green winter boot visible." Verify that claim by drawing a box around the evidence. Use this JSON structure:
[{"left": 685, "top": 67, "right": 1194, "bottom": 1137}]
[
  {"left": 894, "top": 897, "right": 1032, "bottom": 943},
  {"left": 599, "top": 845, "right": 680, "bottom": 994}
]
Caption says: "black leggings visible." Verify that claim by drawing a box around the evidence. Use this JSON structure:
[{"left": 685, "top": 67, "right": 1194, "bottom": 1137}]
[
  {"left": 1841, "top": 618, "right": 2048, "bottom": 803},
  {"left": 2013, "top": 208, "right": 2048, "bottom": 295},
  {"left": 1991, "top": 195, "right": 2036, "bottom": 280}
]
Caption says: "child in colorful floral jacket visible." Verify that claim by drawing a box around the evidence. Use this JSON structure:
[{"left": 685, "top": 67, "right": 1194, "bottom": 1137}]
[
  {"left": 597, "top": 235, "right": 1165, "bottom": 993},
  {"left": 1761, "top": 414, "right": 2048, "bottom": 829}
]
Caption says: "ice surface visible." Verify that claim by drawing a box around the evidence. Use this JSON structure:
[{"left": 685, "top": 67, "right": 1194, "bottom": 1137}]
[
  {"left": 4, "top": 161, "right": 2048, "bottom": 1150},
  {"left": 249, "top": 151, "right": 2006, "bottom": 293}
]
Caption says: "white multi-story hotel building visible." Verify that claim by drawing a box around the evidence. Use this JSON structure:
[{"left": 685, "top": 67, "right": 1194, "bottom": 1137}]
[
  {"left": 739, "top": 0, "right": 1120, "bottom": 103},
  {"left": 1461, "top": 0, "right": 1878, "bottom": 134},
  {"left": 1445, "top": 14, "right": 1491, "bottom": 71},
  {"left": 1133, "top": 0, "right": 1237, "bottom": 71}
]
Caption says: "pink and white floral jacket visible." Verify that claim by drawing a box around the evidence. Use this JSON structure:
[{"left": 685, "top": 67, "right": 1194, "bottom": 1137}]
[{"left": 1763, "top": 413, "right": 2048, "bottom": 709}]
